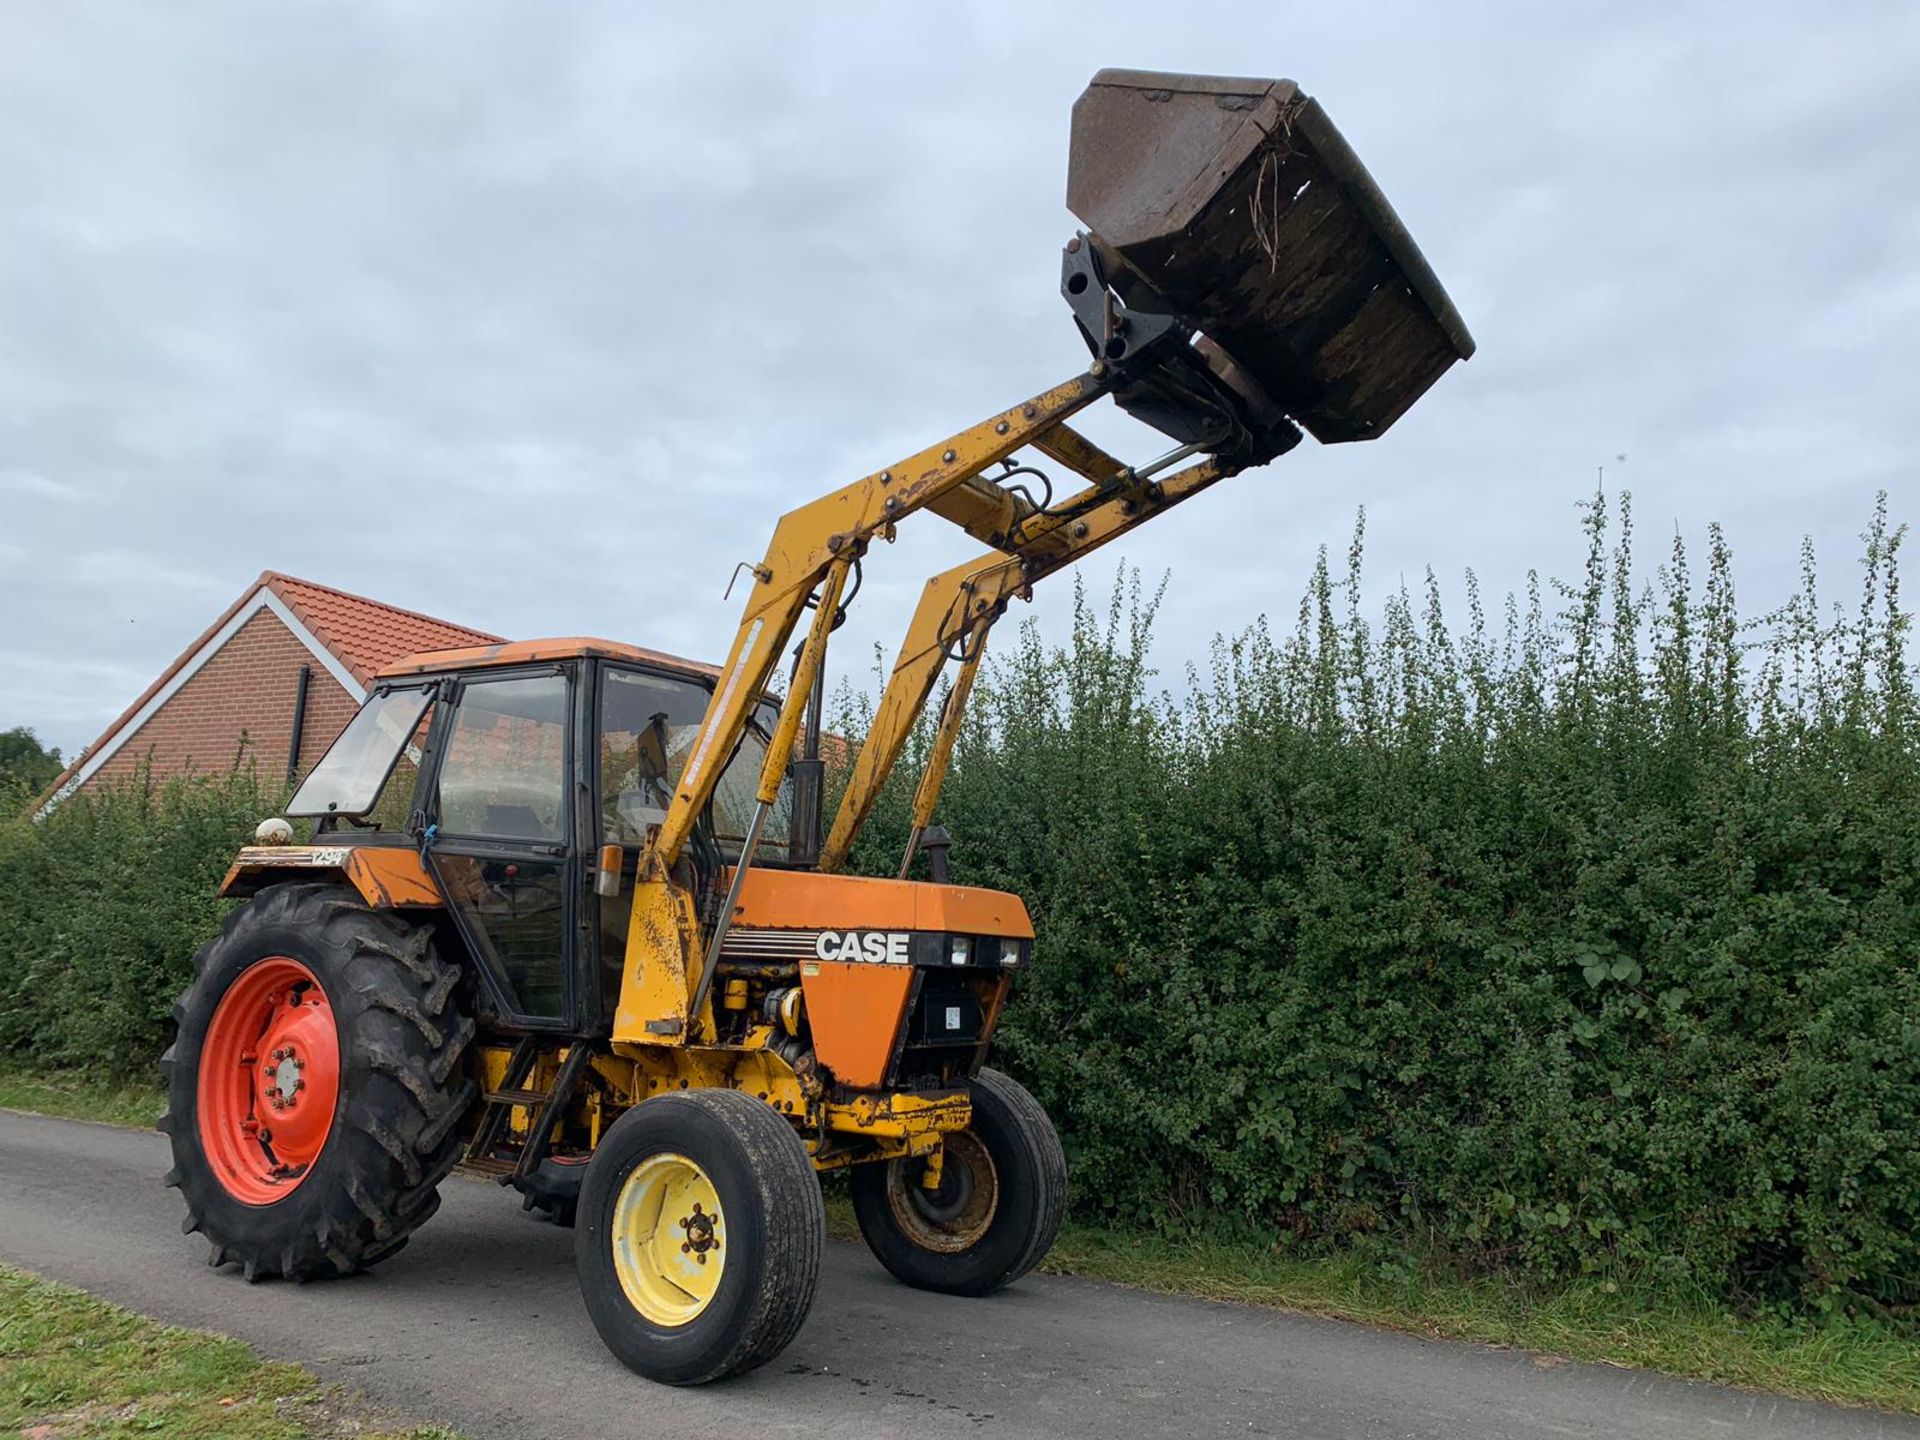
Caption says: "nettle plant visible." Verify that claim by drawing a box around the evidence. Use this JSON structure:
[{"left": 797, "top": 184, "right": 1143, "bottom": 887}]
[{"left": 833, "top": 490, "right": 1916, "bottom": 1313}]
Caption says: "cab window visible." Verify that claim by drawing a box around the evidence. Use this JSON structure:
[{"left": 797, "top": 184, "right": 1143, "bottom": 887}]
[
  {"left": 286, "top": 686, "right": 432, "bottom": 823},
  {"left": 597, "top": 665, "right": 793, "bottom": 1019},
  {"left": 435, "top": 673, "right": 569, "bottom": 841},
  {"left": 598, "top": 667, "right": 790, "bottom": 861}
]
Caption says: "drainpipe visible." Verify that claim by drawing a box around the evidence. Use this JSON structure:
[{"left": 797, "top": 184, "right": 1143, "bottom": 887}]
[{"left": 286, "top": 664, "right": 311, "bottom": 784}]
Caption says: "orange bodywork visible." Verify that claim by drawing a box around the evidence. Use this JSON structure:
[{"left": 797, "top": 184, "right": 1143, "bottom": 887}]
[
  {"left": 220, "top": 845, "right": 441, "bottom": 907},
  {"left": 220, "top": 846, "right": 1024, "bottom": 1090},
  {"left": 731, "top": 868, "right": 1034, "bottom": 938},
  {"left": 731, "top": 869, "right": 1029, "bottom": 1089},
  {"left": 798, "top": 963, "right": 916, "bottom": 1088},
  {"left": 376, "top": 636, "right": 720, "bottom": 683}
]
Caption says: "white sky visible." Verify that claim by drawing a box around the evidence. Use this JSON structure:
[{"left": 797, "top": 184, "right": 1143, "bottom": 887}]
[{"left": 3, "top": 1, "right": 1916, "bottom": 757}]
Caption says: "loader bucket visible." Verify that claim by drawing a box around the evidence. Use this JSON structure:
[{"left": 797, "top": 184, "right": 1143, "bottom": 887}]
[{"left": 1068, "top": 69, "right": 1474, "bottom": 443}]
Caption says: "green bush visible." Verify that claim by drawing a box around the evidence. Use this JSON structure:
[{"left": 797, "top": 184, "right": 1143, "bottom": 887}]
[
  {"left": 835, "top": 492, "right": 1917, "bottom": 1312},
  {"left": 0, "top": 491, "right": 1911, "bottom": 1317},
  {"left": 0, "top": 760, "right": 280, "bottom": 1074}
]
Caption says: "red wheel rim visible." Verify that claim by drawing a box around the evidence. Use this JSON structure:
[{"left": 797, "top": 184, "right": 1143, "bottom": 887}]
[{"left": 196, "top": 956, "right": 339, "bottom": 1204}]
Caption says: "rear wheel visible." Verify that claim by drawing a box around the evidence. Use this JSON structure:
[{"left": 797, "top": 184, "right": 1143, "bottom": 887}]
[
  {"left": 161, "top": 883, "right": 476, "bottom": 1281},
  {"left": 851, "top": 1067, "right": 1066, "bottom": 1296},
  {"left": 576, "top": 1090, "right": 822, "bottom": 1385}
]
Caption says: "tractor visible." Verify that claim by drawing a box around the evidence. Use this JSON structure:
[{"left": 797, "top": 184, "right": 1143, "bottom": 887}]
[{"left": 162, "top": 69, "right": 1473, "bottom": 1384}]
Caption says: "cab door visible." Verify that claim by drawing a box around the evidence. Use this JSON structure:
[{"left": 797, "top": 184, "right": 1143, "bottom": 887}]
[{"left": 424, "top": 665, "right": 584, "bottom": 1031}]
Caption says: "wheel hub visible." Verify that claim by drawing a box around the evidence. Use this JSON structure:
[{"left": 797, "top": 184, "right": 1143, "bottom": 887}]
[
  {"left": 196, "top": 957, "right": 340, "bottom": 1205},
  {"left": 265, "top": 1049, "right": 306, "bottom": 1109},
  {"left": 887, "top": 1130, "right": 999, "bottom": 1253},
  {"left": 611, "top": 1153, "right": 727, "bottom": 1326},
  {"left": 679, "top": 1203, "right": 719, "bottom": 1260}
]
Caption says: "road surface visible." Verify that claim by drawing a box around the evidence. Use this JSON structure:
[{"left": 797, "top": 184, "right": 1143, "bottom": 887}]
[{"left": 0, "top": 1110, "right": 1911, "bottom": 1439}]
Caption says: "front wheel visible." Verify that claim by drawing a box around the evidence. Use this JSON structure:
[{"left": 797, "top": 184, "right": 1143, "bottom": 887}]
[
  {"left": 575, "top": 1090, "right": 823, "bottom": 1385},
  {"left": 851, "top": 1067, "right": 1066, "bottom": 1296}
]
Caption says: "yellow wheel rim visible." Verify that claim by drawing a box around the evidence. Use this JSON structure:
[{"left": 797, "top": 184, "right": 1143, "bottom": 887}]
[
  {"left": 885, "top": 1131, "right": 998, "bottom": 1253},
  {"left": 610, "top": 1152, "right": 726, "bottom": 1326}
]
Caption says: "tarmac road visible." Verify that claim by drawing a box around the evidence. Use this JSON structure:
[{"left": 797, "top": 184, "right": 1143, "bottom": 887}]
[{"left": 1, "top": 1109, "right": 1913, "bottom": 1440}]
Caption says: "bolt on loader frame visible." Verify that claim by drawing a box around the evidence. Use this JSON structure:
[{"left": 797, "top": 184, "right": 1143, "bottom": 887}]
[{"left": 162, "top": 68, "right": 1473, "bottom": 1385}]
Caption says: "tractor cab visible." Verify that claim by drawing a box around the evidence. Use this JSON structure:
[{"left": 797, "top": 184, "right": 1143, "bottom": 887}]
[
  {"left": 273, "top": 639, "right": 794, "bottom": 1034},
  {"left": 237, "top": 638, "right": 1029, "bottom": 1096}
]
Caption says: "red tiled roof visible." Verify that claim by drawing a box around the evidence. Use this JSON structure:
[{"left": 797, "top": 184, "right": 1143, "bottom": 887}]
[
  {"left": 42, "top": 572, "right": 500, "bottom": 802},
  {"left": 266, "top": 573, "right": 501, "bottom": 686}
]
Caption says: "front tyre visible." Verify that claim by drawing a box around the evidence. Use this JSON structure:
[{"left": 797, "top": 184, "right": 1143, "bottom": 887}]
[
  {"left": 161, "top": 883, "right": 476, "bottom": 1281},
  {"left": 851, "top": 1067, "right": 1066, "bottom": 1296},
  {"left": 576, "top": 1090, "right": 823, "bottom": 1385}
]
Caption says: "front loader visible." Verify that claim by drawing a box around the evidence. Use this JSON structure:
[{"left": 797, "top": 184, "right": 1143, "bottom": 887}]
[{"left": 161, "top": 69, "right": 1473, "bottom": 1385}]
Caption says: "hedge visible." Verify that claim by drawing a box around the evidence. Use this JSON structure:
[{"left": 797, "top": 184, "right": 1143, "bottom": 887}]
[
  {"left": 0, "top": 763, "right": 280, "bottom": 1073},
  {"left": 834, "top": 493, "right": 1917, "bottom": 1310},
  {"left": 1, "top": 491, "right": 1912, "bottom": 1313}
]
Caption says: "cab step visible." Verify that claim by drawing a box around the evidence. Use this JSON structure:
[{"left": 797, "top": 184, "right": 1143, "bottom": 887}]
[
  {"left": 461, "top": 1038, "right": 597, "bottom": 1185},
  {"left": 483, "top": 1088, "right": 550, "bottom": 1108}
]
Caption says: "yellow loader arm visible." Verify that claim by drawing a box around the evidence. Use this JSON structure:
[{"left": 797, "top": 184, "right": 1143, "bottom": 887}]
[
  {"left": 820, "top": 436, "right": 1263, "bottom": 875},
  {"left": 614, "top": 68, "right": 1474, "bottom": 1047}
]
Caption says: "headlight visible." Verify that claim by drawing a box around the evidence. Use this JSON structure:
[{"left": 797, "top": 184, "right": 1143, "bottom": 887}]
[{"left": 948, "top": 936, "right": 972, "bottom": 966}]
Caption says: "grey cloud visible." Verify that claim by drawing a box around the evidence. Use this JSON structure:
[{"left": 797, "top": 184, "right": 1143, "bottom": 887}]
[{"left": 2, "top": 0, "right": 1914, "bottom": 756}]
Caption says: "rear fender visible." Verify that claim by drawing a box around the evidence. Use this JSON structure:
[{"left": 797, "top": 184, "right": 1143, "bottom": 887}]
[{"left": 220, "top": 845, "right": 443, "bottom": 908}]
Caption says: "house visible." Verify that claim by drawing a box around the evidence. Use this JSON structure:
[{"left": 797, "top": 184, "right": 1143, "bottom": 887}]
[{"left": 44, "top": 572, "right": 501, "bottom": 804}]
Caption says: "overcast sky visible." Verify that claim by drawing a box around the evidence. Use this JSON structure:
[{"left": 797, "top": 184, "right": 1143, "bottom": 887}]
[{"left": 3, "top": 2, "right": 1915, "bottom": 758}]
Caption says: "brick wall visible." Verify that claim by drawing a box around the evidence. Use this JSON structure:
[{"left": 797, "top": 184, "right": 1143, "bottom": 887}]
[{"left": 84, "top": 608, "right": 361, "bottom": 792}]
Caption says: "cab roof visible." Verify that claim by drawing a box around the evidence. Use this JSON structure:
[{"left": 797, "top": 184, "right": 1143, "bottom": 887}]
[{"left": 375, "top": 636, "right": 723, "bottom": 683}]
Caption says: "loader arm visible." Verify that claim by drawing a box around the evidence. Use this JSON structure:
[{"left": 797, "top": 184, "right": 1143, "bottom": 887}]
[
  {"left": 614, "top": 67, "right": 1473, "bottom": 1049},
  {"left": 614, "top": 372, "right": 1113, "bottom": 1044},
  {"left": 818, "top": 429, "right": 1294, "bottom": 874}
]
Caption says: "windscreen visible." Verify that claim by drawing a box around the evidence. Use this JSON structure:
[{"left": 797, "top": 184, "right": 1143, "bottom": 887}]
[{"left": 286, "top": 687, "right": 433, "bottom": 819}]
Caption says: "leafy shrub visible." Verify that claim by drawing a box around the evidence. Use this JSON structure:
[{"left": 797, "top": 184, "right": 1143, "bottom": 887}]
[
  {"left": 0, "top": 761, "right": 280, "bottom": 1073},
  {"left": 0, "top": 491, "right": 1911, "bottom": 1316},
  {"left": 834, "top": 492, "right": 1917, "bottom": 1311}
]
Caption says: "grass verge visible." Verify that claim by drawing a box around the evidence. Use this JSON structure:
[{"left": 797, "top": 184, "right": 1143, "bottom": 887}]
[
  {"left": 1031, "top": 1221, "right": 1920, "bottom": 1415},
  {"left": 0, "top": 1066, "right": 163, "bottom": 1130},
  {"left": 0, "top": 1264, "right": 459, "bottom": 1439},
  {"left": 819, "top": 1189, "right": 1920, "bottom": 1414},
  {"left": 7, "top": 1071, "right": 1914, "bottom": 1416}
]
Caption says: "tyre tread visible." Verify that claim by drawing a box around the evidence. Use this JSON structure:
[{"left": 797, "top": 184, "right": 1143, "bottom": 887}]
[
  {"left": 975, "top": 1067, "right": 1068, "bottom": 1283},
  {"left": 162, "top": 882, "right": 475, "bottom": 1283},
  {"left": 576, "top": 1089, "right": 823, "bottom": 1384}
]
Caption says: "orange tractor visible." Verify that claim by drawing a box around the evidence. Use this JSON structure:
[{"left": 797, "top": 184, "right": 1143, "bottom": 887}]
[{"left": 162, "top": 69, "right": 1472, "bottom": 1384}]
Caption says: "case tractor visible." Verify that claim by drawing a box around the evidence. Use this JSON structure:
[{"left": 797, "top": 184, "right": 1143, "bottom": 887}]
[{"left": 162, "top": 69, "right": 1473, "bottom": 1384}]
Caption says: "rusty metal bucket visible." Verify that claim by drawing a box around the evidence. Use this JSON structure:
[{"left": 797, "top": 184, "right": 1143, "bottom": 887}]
[{"left": 1067, "top": 69, "right": 1473, "bottom": 443}]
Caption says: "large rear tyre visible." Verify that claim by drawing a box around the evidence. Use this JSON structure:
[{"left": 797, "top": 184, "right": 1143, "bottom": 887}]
[
  {"left": 851, "top": 1067, "right": 1066, "bottom": 1296},
  {"left": 576, "top": 1090, "right": 822, "bottom": 1385},
  {"left": 160, "top": 883, "right": 476, "bottom": 1281}
]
